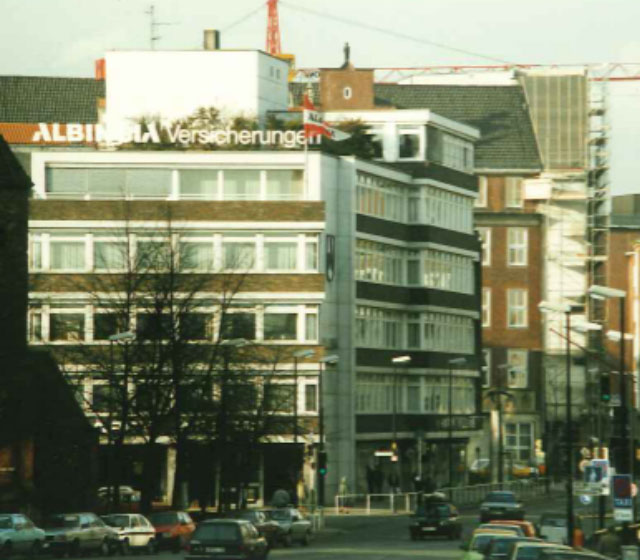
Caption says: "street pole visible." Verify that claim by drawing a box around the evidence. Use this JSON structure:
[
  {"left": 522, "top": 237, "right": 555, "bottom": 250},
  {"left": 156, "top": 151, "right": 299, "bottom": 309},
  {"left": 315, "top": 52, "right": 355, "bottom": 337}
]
[
  {"left": 318, "top": 360, "right": 324, "bottom": 508},
  {"left": 498, "top": 395, "right": 504, "bottom": 486},
  {"left": 294, "top": 356, "right": 299, "bottom": 445},
  {"left": 565, "top": 310, "right": 574, "bottom": 548}
]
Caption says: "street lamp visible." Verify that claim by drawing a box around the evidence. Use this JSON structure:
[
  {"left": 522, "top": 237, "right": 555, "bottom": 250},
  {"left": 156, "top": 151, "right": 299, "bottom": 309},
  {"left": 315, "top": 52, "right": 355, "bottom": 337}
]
[
  {"left": 317, "top": 354, "right": 338, "bottom": 508},
  {"left": 539, "top": 300, "right": 574, "bottom": 547},
  {"left": 391, "top": 356, "right": 411, "bottom": 453},
  {"left": 448, "top": 357, "right": 467, "bottom": 488}
]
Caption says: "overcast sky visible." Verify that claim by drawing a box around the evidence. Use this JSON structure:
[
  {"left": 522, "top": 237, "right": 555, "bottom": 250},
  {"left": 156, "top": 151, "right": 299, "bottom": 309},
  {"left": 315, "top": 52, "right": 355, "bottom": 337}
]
[{"left": 2, "top": 0, "right": 640, "bottom": 193}]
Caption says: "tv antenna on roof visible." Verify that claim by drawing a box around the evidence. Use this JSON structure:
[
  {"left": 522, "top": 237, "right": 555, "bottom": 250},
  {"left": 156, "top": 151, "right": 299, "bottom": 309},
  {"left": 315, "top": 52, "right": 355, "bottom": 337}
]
[{"left": 145, "top": 4, "right": 177, "bottom": 50}]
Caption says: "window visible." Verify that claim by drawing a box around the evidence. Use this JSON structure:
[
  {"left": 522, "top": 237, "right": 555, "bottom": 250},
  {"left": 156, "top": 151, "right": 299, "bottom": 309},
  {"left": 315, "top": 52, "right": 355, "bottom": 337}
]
[
  {"left": 264, "top": 384, "right": 295, "bottom": 412},
  {"left": 482, "top": 288, "right": 491, "bottom": 327},
  {"left": 482, "top": 349, "right": 491, "bottom": 388},
  {"left": 136, "top": 239, "right": 171, "bottom": 270},
  {"left": 406, "top": 383, "right": 421, "bottom": 412},
  {"left": 50, "top": 311, "right": 85, "bottom": 341},
  {"left": 442, "top": 134, "right": 474, "bottom": 172},
  {"left": 506, "top": 349, "right": 528, "bottom": 388},
  {"left": 507, "top": 228, "right": 528, "bottom": 266},
  {"left": 222, "top": 235, "right": 256, "bottom": 270},
  {"left": 505, "top": 422, "right": 533, "bottom": 461},
  {"left": 181, "top": 313, "right": 213, "bottom": 341},
  {"left": 343, "top": 86, "right": 352, "bottom": 100},
  {"left": 507, "top": 289, "right": 528, "bottom": 328},
  {"left": 304, "top": 313, "right": 318, "bottom": 341},
  {"left": 179, "top": 169, "right": 218, "bottom": 199},
  {"left": 264, "top": 234, "right": 297, "bottom": 271},
  {"left": 477, "top": 228, "right": 491, "bottom": 266},
  {"left": 94, "top": 313, "right": 125, "bottom": 341},
  {"left": 475, "top": 177, "right": 488, "bottom": 207},
  {"left": 398, "top": 128, "right": 422, "bottom": 160},
  {"left": 94, "top": 240, "right": 128, "bottom": 271},
  {"left": 264, "top": 312, "right": 297, "bottom": 340},
  {"left": 265, "top": 170, "right": 304, "bottom": 201},
  {"left": 179, "top": 237, "right": 214, "bottom": 271},
  {"left": 222, "top": 170, "right": 260, "bottom": 200},
  {"left": 136, "top": 313, "right": 171, "bottom": 340},
  {"left": 50, "top": 235, "right": 85, "bottom": 271},
  {"left": 505, "top": 177, "right": 523, "bottom": 208},
  {"left": 220, "top": 312, "right": 256, "bottom": 340},
  {"left": 305, "top": 235, "right": 318, "bottom": 271},
  {"left": 304, "top": 384, "right": 317, "bottom": 412},
  {"left": 92, "top": 384, "right": 116, "bottom": 413}
]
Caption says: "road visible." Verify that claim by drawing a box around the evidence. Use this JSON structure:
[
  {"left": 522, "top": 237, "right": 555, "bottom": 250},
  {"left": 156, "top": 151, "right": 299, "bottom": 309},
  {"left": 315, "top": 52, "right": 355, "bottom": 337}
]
[{"left": 68, "top": 491, "right": 605, "bottom": 560}]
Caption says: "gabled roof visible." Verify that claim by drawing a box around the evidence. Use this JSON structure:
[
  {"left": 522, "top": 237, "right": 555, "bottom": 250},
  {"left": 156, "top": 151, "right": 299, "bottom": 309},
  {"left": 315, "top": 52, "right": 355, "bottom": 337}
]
[
  {"left": 0, "top": 76, "right": 104, "bottom": 123},
  {"left": 289, "top": 82, "right": 542, "bottom": 172},
  {"left": 0, "top": 135, "right": 32, "bottom": 190},
  {"left": 375, "top": 84, "right": 541, "bottom": 171}
]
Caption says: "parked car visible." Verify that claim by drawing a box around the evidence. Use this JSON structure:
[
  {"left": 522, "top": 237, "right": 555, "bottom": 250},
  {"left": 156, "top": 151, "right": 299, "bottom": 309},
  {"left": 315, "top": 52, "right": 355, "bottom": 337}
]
[
  {"left": 101, "top": 513, "right": 156, "bottom": 554},
  {"left": 460, "top": 530, "right": 514, "bottom": 560},
  {"left": 506, "top": 540, "right": 569, "bottom": 560},
  {"left": 409, "top": 498, "right": 462, "bottom": 540},
  {"left": 537, "top": 513, "right": 571, "bottom": 545},
  {"left": 226, "top": 511, "right": 283, "bottom": 548},
  {"left": 484, "top": 535, "right": 540, "bottom": 560},
  {"left": 148, "top": 511, "right": 195, "bottom": 552},
  {"left": 480, "top": 491, "right": 525, "bottom": 523},
  {"left": 262, "top": 508, "right": 312, "bottom": 547},
  {"left": 43, "top": 512, "right": 119, "bottom": 557},
  {"left": 186, "top": 519, "right": 268, "bottom": 560},
  {"left": 0, "top": 514, "right": 46, "bottom": 557},
  {"left": 487, "top": 520, "right": 537, "bottom": 537},
  {"left": 538, "top": 551, "right": 607, "bottom": 560}
]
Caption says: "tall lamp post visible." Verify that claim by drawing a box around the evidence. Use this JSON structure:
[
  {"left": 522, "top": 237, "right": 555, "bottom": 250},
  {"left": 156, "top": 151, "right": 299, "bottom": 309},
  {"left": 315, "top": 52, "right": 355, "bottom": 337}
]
[
  {"left": 317, "top": 354, "right": 338, "bottom": 508},
  {"left": 539, "top": 301, "right": 574, "bottom": 547},
  {"left": 589, "top": 285, "right": 631, "bottom": 479},
  {"left": 448, "top": 358, "right": 467, "bottom": 488}
]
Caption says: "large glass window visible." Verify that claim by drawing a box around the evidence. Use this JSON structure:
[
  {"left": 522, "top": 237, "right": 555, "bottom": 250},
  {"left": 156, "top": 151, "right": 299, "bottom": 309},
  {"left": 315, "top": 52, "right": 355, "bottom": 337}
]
[
  {"left": 264, "top": 384, "right": 295, "bottom": 412},
  {"left": 94, "top": 313, "right": 125, "bottom": 341},
  {"left": 92, "top": 384, "right": 116, "bottom": 413},
  {"left": 264, "top": 312, "right": 297, "bottom": 341},
  {"left": 304, "top": 384, "right": 317, "bottom": 412},
  {"left": 506, "top": 349, "right": 528, "bottom": 388},
  {"left": 179, "top": 238, "right": 215, "bottom": 272},
  {"left": 136, "top": 239, "right": 171, "bottom": 270},
  {"left": 46, "top": 168, "right": 87, "bottom": 196},
  {"left": 94, "top": 240, "right": 128, "bottom": 271},
  {"left": 482, "top": 288, "right": 491, "bottom": 327},
  {"left": 50, "top": 312, "right": 85, "bottom": 341},
  {"left": 181, "top": 313, "right": 213, "bottom": 341},
  {"left": 505, "top": 177, "right": 524, "bottom": 208},
  {"left": 264, "top": 235, "right": 297, "bottom": 271},
  {"left": 136, "top": 313, "right": 171, "bottom": 340},
  {"left": 220, "top": 312, "right": 256, "bottom": 340},
  {"left": 505, "top": 422, "right": 533, "bottom": 461},
  {"left": 50, "top": 236, "right": 85, "bottom": 270},
  {"left": 222, "top": 236, "right": 256, "bottom": 270},
  {"left": 223, "top": 170, "right": 260, "bottom": 200},
  {"left": 265, "top": 170, "right": 304, "bottom": 200},
  {"left": 180, "top": 169, "right": 218, "bottom": 199}
]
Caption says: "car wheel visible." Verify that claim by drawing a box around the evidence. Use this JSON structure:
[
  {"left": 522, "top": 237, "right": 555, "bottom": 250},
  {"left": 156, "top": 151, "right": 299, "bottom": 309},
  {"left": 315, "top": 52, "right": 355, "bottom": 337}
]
[
  {"left": 145, "top": 540, "right": 156, "bottom": 556},
  {"left": 99, "top": 539, "right": 111, "bottom": 557},
  {"left": 301, "top": 532, "right": 310, "bottom": 547},
  {"left": 1, "top": 542, "right": 11, "bottom": 559},
  {"left": 282, "top": 533, "right": 292, "bottom": 548},
  {"left": 70, "top": 540, "right": 80, "bottom": 558},
  {"left": 120, "top": 540, "right": 129, "bottom": 556}
]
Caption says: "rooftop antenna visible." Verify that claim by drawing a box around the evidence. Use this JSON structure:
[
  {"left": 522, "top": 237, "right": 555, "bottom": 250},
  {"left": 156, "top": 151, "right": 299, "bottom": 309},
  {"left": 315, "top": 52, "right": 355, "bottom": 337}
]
[{"left": 145, "top": 4, "right": 176, "bottom": 50}]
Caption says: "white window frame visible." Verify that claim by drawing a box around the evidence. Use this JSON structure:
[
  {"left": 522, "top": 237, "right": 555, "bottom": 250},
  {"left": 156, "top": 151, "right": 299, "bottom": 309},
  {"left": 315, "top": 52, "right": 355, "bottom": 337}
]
[
  {"left": 477, "top": 227, "right": 491, "bottom": 266},
  {"left": 505, "top": 177, "right": 524, "bottom": 208},
  {"left": 507, "top": 289, "right": 528, "bottom": 328},
  {"left": 475, "top": 176, "right": 488, "bottom": 208},
  {"left": 507, "top": 228, "right": 528, "bottom": 267},
  {"left": 482, "top": 349, "right": 491, "bottom": 388},
  {"left": 504, "top": 421, "right": 533, "bottom": 461},
  {"left": 482, "top": 288, "right": 491, "bottom": 327},
  {"left": 506, "top": 349, "right": 528, "bottom": 388}
]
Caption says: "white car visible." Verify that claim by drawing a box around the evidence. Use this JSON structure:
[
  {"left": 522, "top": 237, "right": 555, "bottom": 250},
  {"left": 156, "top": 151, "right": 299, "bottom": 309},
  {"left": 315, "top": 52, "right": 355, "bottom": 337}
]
[
  {"left": 0, "top": 514, "right": 46, "bottom": 557},
  {"left": 101, "top": 514, "right": 156, "bottom": 554}
]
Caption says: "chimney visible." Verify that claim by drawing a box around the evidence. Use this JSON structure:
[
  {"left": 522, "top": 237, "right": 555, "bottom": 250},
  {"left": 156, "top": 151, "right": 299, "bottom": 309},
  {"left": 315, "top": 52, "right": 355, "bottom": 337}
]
[
  {"left": 95, "top": 58, "right": 106, "bottom": 80},
  {"left": 203, "top": 29, "right": 221, "bottom": 51}
]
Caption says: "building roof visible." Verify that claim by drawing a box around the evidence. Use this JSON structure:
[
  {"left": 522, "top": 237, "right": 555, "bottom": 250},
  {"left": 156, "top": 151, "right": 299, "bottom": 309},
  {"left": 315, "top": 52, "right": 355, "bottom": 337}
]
[
  {"left": 0, "top": 76, "right": 104, "bottom": 123},
  {"left": 374, "top": 84, "right": 542, "bottom": 171},
  {"left": 289, "top": 82, "right": 542, "bottom": 171},
  {"left": 0, "top": 135, "right": 32, "bottom": 190}
]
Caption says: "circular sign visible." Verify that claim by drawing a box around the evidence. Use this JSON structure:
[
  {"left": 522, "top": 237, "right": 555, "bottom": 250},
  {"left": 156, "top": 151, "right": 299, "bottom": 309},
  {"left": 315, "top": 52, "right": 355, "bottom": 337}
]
[{"left": 580, "top": 495, "right": 593, "bottom": 505}]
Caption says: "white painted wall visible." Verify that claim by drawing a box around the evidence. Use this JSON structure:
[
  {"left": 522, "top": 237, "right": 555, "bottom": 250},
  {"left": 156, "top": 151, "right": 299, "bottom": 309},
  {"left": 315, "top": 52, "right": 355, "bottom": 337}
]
[{"left": 104, "top": 51, "right": 289, "bottom": 129}]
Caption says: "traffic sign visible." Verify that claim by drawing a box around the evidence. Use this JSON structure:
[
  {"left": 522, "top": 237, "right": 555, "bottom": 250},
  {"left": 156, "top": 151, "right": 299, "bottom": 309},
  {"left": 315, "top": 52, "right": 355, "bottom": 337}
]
[{"left": 580, "top": 495, "right": 593, "bottom": 505}]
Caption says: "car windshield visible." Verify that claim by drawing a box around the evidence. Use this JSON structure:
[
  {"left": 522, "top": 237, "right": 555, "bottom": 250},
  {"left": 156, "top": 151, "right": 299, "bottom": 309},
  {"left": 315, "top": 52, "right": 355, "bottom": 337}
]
[
  {"left": 416, "top": 504, "right": 449, "bottom": 517},
  {"left": 472, "top": 534, "right": 495, "bottom": 551},
  {"left": 516, "top": 546, "right": 548, "bottom": 559},
  {"left": 194, "top": 524, "right": 239, "bottom": 542},
  {"left": 0, "top": 517, "right": 11, "bottom": 529},
  {"left": 486, "top": 493, "right": 516, "bottom": 503},
  {"left": 103, "top": 516, "right": 129, "bottom": 528},
  {"left": 235, "top": 512, "right": 256, "bottom": 521},
  {"left": 45, "top": 515, "right": 80, "bottom": 528},
  {"left": 149, "top": 513, "right": 178, "bottom": 525},
  {"left": 269, "top": 510, "right": 291, "bottom": 521}
]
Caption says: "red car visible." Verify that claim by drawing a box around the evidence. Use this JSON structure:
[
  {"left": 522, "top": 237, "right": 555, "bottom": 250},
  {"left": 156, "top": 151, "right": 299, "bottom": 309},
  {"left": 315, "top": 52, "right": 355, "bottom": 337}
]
[{"left": 148, "top": 511, "right": 195, "bottom": 552}]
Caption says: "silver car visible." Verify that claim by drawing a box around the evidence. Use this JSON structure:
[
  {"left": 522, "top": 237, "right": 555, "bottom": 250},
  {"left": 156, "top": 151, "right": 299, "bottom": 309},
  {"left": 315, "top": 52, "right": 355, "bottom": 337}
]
[
  {"left": 44, "top": 512, "right": 118, "bottom": 557},
  {"left": 265, "top": 508, "right": 312, "bottom": 547},
  {"left": 0, "top": 514, "right": 46, "bottom": 557},
  {"left": 101, "top": 514, "right": 156, "bottom": 554}
]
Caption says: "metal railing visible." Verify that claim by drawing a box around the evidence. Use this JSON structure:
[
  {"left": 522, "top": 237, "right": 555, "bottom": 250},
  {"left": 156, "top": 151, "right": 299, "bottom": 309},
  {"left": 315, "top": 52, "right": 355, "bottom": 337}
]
[{"left": 334, "top": 478, "right": 553, "bottom": 515}]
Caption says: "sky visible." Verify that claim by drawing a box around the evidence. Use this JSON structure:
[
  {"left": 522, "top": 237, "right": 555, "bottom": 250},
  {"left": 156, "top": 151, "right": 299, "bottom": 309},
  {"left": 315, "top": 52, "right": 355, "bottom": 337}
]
[{"left": 2, "top": 0, "right": 640, "bottom": 192}]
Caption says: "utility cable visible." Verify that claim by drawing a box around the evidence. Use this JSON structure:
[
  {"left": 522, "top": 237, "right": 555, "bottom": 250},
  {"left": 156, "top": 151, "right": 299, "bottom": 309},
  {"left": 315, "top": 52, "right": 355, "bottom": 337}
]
[
  {"left": 281, "top": 0, "right": 512, "bottom": 65},
  {"left": 221, "top": 2, "right": 265, "bottom": 33}
]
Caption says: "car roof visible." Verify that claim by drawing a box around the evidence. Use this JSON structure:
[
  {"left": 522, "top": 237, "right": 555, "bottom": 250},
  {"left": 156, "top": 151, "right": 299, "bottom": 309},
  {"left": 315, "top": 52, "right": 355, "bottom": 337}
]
[
  {"left": 473, "top": 529, "right": 515, "bottom": 537},
  {"left": 200, "top": 519, "right": 246, "bottom": 525}
]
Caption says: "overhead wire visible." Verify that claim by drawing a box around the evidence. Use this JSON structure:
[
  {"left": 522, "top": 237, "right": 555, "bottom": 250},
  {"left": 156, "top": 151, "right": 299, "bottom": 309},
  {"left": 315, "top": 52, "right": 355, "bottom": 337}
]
[
  {"left": 280, "top": 0, "right": 512, "bottom": 65},
  {"left": 221, "top": 2, "right": 265, "bottom": 33}
]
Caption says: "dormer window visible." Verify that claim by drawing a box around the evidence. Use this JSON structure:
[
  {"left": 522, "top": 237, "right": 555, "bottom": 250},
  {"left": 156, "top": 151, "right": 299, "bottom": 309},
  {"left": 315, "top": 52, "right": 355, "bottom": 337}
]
[{"left": 343, "top": 86, "right": 352, "bottom": 99}]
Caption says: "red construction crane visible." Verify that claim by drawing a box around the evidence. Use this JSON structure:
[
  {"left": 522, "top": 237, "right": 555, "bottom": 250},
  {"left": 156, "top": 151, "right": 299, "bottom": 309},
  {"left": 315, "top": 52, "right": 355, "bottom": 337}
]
[{"left": 266, "top": 0, "right": 281, "bottom": 56}]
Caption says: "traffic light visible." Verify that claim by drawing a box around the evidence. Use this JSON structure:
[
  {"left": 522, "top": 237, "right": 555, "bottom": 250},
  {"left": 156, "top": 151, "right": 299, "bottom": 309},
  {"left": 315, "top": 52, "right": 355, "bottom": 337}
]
[
  {"left": 318, "top": 451, "right": 328, "bottom": 476},
  {"left": 600, "top": 373, "right": 611, "bottom": 403}
]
